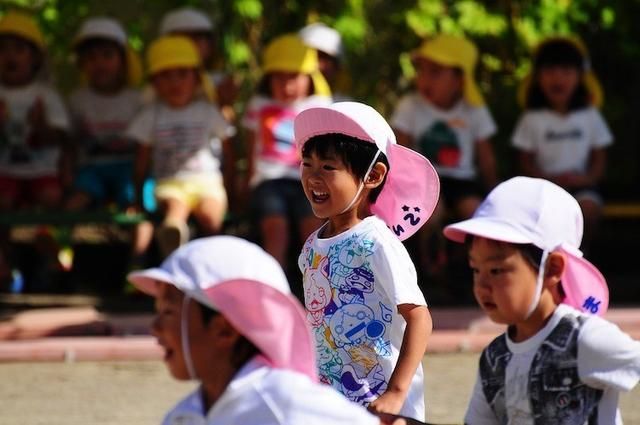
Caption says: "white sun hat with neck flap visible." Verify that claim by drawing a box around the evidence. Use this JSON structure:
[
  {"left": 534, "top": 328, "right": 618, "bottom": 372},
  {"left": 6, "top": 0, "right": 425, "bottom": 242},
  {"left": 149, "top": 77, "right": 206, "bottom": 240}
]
[
  {"left": 444, "top": 176, "right": 609, "bottom": 317},
  {"left": 128, "top": 236, "right": 317, "bottom": 381}
]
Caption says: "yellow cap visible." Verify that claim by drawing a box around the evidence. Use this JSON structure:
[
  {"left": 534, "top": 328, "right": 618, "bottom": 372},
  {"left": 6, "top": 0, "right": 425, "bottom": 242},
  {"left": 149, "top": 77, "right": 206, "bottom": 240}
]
[
  {"left": 262, "top": 34, "right": 331, "bottom": 97},
  {"left": 413, "top": 34, "right": 484, "bottom": 106},
  {"left": 147, "top": 35, "right": 200, "bottom": 75},
  {"left": 517, "top": 36, "right": 603, "bottom": 108},
  {"left": 0, "top": 10, "right": 45, "bottom": 50},
  {"left": 146, "top": 35, "right": 216, "bottom": 101}
]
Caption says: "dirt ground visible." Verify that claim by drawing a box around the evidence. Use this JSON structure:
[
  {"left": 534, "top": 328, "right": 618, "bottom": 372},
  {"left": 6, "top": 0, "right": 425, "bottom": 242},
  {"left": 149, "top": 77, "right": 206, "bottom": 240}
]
[{"left": 0, "top": 353, "right": 638, "bottom": 424}]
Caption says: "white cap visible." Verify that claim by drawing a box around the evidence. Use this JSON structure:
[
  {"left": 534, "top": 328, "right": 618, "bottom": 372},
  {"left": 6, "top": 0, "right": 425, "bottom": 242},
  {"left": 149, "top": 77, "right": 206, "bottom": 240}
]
[
  {"left": 128, "top": 236, "right": 289, "bottom": 309},
  {"left": 160, "top": 7, "right": 213, "bottom": 35},
  {"left": 444, "top": 177, "right": 609, "bottom": 317},
  {"left": 299, "top": 22, "right": 343, "bottom": 59},
  {"left": 74, "top": 17, "right": 127, "bottom": 47},
  {"left": 444, "top": 176, "right": 582, "bottom": 250}
]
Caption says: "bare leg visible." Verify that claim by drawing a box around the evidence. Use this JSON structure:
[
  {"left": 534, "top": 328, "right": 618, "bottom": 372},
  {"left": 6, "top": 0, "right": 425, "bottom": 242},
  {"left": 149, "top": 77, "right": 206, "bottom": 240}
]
[{"left": 192, "top": 196, "right": 227, "bottom": 236}]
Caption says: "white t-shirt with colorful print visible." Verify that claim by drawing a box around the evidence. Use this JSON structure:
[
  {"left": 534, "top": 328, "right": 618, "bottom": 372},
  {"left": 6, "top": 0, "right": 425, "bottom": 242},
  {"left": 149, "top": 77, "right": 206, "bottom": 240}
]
[
  {"left": 298, "top": 215, "right": 427, "bottom": 421},
  {"left": 391, "top": 93, "right": 497, "bottom": 180},
  {"left": 242, "top": 94, "right": 332, "bottom": 187}
]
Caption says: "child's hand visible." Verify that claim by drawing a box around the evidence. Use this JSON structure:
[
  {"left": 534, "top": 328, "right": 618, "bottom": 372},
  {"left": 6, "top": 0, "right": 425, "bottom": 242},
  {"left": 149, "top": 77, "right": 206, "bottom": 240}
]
[{"left": 368, "top": 389, "right": 406, "bottom": 416}]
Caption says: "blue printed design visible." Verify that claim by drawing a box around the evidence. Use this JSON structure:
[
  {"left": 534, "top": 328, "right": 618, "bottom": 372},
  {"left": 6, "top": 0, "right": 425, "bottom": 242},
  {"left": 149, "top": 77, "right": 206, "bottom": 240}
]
[{"left": 301, "top": 231, "right": 394, "bottom": 405}]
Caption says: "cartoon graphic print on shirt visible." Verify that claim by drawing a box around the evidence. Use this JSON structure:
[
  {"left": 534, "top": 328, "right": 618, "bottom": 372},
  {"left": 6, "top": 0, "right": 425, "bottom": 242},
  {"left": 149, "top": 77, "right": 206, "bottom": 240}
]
[
  {"left": 259, "top": 105, "right": 299, "bottom": 166},
  {"left": 418, "top": 120, "right": 461, "bottom": 167},
  {"left": 301, "top": 233, "right": 393, "bottom": 405}
]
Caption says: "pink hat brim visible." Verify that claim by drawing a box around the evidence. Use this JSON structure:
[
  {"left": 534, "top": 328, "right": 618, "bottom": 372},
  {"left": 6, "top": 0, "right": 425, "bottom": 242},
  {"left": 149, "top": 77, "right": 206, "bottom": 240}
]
[
  {"left": 371, "top": 144, "right": 440, "bottom": 241},
  {"left": 558, "top": 247, "right": 609, "bottom": 316},
  {"left": 204, "top": 280, "right": 319, "bottom": 381},
  {"left": 128, "top": 268, "right": 174, "bottom": 296}
]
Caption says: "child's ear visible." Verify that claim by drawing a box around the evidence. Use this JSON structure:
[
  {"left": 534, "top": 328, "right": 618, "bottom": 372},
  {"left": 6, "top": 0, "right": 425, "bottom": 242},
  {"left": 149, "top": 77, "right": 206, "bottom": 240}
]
[
  {"left": 208, "top": 315, "right": 242, "bottom": 349},
  {"left": 364, "top": 162, "right": 388, "bottom": 190},
  {"left": 544, "top": 252, "right": 565, "bottom": 286}
]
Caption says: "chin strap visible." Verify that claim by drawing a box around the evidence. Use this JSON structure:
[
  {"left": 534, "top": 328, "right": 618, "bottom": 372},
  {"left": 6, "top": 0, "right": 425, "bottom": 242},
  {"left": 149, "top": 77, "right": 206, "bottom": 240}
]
[
  {"left": 525, "top": 249, "right": 549, "bottom": 319},
  {"left": 181, "top": 295, "right": 197, "bottom": 380},
  {"left": 339, "top": 149, "right": 381, "bottom": 214}
]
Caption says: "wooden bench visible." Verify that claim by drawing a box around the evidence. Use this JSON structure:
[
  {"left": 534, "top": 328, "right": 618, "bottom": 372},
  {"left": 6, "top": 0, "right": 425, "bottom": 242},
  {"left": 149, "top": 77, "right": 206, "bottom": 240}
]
[{"left": 602, "top": 202, "right": 640, "bottom": 219}]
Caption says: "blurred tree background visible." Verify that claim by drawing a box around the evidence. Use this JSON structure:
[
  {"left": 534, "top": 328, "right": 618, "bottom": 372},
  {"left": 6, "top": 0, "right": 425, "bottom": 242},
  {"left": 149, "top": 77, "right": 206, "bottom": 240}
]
[{"left": 2, "top": 0, "right": 639, "bottom": 199}]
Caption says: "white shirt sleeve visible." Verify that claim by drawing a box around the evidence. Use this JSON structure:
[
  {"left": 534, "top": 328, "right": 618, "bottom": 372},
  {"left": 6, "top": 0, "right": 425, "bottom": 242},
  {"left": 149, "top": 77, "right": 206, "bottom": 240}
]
[
  {"left": 371, "top": 231, "right": 426, "bottom": 307},
  {"left": 209, "top": 104, "right": 235, "bottom": 139},
  {"left": 578, "top": 315, "right": 640, "bottom": 392},
  {"left": 42, "top": 86, "right": 70, "bottom": 130},
  {"left": 511, "top": 113, "right": 537, "bottom": 152},
  {"left": 464, "top": 371, "right": 500, "bottom": 425},
  {"left": 470, "top": 106, "right": 497, "bottom": 142},
  {"left": 241, "top": 96, "right": 262, "bottom": 132},
  {"left": 390, "top": 94, "right": 417, "bottom": 135},
  {"left": 125, "top": 106, "right": 156, "bottom": 145},
  {"left": 588, "top": 108, "right": 613, "bottom": 148}
]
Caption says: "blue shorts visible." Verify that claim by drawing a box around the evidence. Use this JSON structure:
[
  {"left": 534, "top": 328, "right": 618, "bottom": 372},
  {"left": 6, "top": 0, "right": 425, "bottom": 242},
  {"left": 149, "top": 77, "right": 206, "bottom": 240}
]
[
  {"left": 250, "top": 178, "right": 313, "bottom": 221},
  {"left": 74, "top": 161, "right": 156, "bottom": 211}
]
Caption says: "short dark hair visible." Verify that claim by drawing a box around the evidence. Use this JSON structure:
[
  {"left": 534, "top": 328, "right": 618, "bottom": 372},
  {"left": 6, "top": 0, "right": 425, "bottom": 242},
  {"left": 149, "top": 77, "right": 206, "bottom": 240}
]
[
  {"left": 198, "top": 303, "right": 260, "bottom": 370},
  {"left": 526, "top": 39, "right": 590, "bottom": 111},
  {"left": 301, "top": 133, "right": 389, "bottom": 203},
  {"left": 465, "top": 235, "right": 544, "bottom": 271}
]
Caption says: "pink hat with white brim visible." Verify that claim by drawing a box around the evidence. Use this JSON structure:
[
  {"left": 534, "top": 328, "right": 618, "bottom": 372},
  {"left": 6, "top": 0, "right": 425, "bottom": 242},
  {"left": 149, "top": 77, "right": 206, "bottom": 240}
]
[
  {"left": 128, "top": 236, "right": 318, "bottom": 381},
  {"left": 295, "top": 101, "right": 440, "bottom": 241},
  {"left": 444, "top": 176, "right": 609, "bottom": 316}
]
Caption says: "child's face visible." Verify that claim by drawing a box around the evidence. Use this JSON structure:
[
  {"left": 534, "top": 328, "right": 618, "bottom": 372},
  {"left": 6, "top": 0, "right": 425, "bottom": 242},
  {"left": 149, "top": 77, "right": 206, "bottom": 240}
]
[
  {"left": 152, "top": 67, "right": 199, "bottom": 108},
  {"left": 317, "top": 51, "right": 339, "bottom": 84},
  {"left": 151, "top": 283, "right": 223, "bottom": 380},
  {"left": 301, "top": 148, "right": 361, "bottom": 219},
  {"left": 270, "top": 71, "right": 311, "bottom": 103},
  {"left": 0, "top": 35, "right": 39, "bottom": 86},
  {"left": 414, "top": 57, "right": 463, "bottom": 109},
  {"left": 80, "top": 42, "right": 126, "bottom": 94},
  {"left": 537, "top": 65, "right": 581, "bottom": 113},
  {"left": 468, "top": 237, "right": 539, "bottom": 325}
]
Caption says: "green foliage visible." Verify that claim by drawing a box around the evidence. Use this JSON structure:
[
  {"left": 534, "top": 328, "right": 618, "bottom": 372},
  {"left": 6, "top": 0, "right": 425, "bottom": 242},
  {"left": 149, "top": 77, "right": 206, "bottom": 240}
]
[{"left": 1, "top": 0, "right": 640, "bottom": 197}]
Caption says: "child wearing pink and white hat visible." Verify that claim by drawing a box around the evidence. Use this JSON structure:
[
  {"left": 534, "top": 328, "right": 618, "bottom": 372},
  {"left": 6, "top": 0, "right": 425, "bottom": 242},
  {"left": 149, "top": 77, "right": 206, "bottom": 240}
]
[
  {"left": 128, "top": 236, "right": 421, "bottom": 425},
  {"left": 443, "top": 176, "right": 640, "bottom": 424},
  {"left": 295, "top": 102, "right": 440, "bottom": 420}
]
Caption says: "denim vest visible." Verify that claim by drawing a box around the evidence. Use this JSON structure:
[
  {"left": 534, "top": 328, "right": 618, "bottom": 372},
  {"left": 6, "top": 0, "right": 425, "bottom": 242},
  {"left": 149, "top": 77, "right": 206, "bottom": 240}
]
[{"left": 479, "top": 314, "right": 603, "bottom": 424}]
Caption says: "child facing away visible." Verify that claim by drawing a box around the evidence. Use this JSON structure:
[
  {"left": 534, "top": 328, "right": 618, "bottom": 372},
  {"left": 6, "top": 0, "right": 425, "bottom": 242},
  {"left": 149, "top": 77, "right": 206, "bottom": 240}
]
[
  {"left": 0, "top": 10, "right": 71, "bottom": 211},
  {"left": 159, "top": 7, "right": 237, "bottom": 122},
  {"left": 512, "top": 36, "right": 612, "bottom": 254},
  {"left": 295, "top": 102, "right": 440, "bottom": 421},
  {"left": 241, "top": 33, "right": 331, "bottom": 271},
  {"left": 443, "top": 176, "right": 640, "bottom": 424},
  {"left": 391, "top": 34, "right": 498, "bottom": 276},
  {"left": 127, "top": 35, "right": 235, "bottom": 259},
  {"left": 127, "top": 235, "right": 421, "bottom": 425},
  {"left": 65, "top": 17, "right": 145, "bottom": 211}
]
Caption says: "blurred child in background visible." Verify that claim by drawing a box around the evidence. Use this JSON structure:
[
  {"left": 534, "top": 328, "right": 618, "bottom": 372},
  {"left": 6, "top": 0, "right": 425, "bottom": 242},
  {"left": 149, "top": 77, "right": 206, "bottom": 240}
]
[
  {"left": 0, "top": 10, "right": 71, "bottom": 211},
  {"left": 0, "top": 11, "right": 71, "bottom": 291},
  {"left": 299, "top": 22, "right": 350, "bottom": 101},
  {"left": 127, "top": 35, "right": 234, "bottom": 259},
  {"left": 241, "top": 34, "right": 331, "bottom": 273},
  {"left": 391, "top": 34, "right": 498, "bottom": 281},
  {"left": 512, "top": 37, "right": 612, "bottom": 254},
  {"left": 66, "top": 17, "right": 144, "bottom": 211},
  {"left": 159, "top": 7, "right": 237, "bottom": 122}
]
